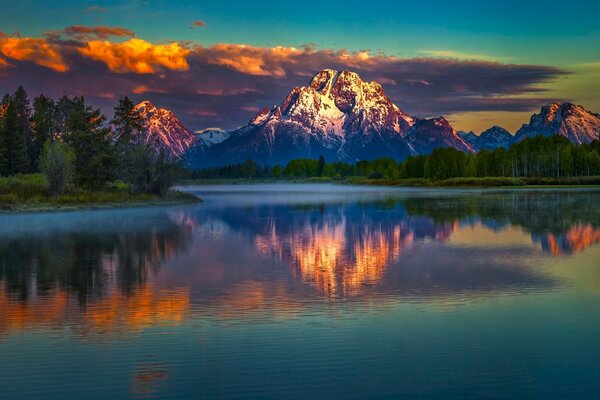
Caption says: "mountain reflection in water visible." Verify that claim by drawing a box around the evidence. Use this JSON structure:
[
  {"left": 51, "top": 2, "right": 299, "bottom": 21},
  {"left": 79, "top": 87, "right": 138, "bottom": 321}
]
[
  {"left": 0, "top": 187, "right": 599, "bottom": 335},
  {"left": 2, "top": 186, "right": 600, "bottom": 399}
]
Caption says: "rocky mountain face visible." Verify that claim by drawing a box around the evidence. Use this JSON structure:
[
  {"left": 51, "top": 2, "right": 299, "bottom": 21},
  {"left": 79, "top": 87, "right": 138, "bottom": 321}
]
[
  {"left": 515, "top": 102, "right": 600, "bottom": 144},
  {"left": 135, "top": 100, "right": 198, "bottom": 158},
  {"left": 460, "top": 126, "right": 514, "bottom": 151},
  {"left": 190, "top": 69, "right": 472, "bottom": 167}
]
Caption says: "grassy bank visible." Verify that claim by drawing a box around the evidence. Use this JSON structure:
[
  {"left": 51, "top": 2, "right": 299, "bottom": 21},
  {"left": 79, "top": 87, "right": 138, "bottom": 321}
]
[{"left": 0, "top": 174, "right": 200, "bottom": 213}]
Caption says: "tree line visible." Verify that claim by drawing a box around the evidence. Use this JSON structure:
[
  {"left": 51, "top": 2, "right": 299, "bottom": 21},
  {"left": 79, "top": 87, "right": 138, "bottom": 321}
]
[
  {"left": 0, "top": 87, "right": 175, "bottom": 196},
  {"left": 191, "top": 135, "right": 600, "bottom": 180}
]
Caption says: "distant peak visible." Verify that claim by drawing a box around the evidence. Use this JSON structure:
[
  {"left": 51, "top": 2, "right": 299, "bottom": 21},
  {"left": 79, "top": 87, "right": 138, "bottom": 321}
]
[{"left": 135, "top": 100, "right": 155, "bottom": 110}]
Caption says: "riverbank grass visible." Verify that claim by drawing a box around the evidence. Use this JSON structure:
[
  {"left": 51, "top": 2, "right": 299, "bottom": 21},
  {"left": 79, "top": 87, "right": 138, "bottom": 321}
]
[{"left": 0, "top": 174, "right": 200, "bottom": 212}]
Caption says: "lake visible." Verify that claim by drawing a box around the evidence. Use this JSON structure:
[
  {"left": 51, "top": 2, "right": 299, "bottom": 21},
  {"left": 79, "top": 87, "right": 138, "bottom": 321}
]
[{"left": 1, "top": 184, "right": 600, "bottom": 399}]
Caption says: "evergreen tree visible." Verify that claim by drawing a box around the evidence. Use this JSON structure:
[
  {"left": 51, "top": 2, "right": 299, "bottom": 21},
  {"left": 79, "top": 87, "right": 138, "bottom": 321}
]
[
  {"left": 63, "top": 97, "right": 116, "bottom": 187},
  {"left": 31, "top": 94, "right": 56, "bottom": 170},
  {"left": 317, "top": 155, "right": 326, "bottom": 176},
  {"left": 1, "top": 99, "right": 30, "bottom": 175},
  {"left": 112, "top": 96, "right": 143, "bottom": 148},
  {"left": 13, "top": 86, "right": 33, "bottom": 171}
]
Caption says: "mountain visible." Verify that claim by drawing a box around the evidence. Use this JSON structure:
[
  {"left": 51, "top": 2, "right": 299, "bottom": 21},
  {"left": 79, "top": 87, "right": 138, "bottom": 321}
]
[
  {"left": 460, "top": 126, "right": 514, "bottom": 151},
  {"left": 515, "top": 102, "right": 600, "bottom": 144},
  {"left": 405, "top": 117, "right": 472, "bottom": 154},
  {"left": 189, "top": 69, "right": 472, "bottom": 167},
  {"left": 135, "top": 100, "right": 197, "bottom": 158},
  {"left": 196, "top": 128, "right": 232, "bottom": 147}
]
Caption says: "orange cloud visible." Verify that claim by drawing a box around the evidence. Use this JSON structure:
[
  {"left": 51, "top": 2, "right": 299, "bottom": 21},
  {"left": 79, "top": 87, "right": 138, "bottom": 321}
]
[
  {"left": 78, "top": 38, "right": 190, "bottom": 73},
  {"left": 0, "top": 57, "right": 10, "bottom": 68},
  {"left": 201, "top": 44, "right": 305, "bottom": 77},
  {"left": 0, "top": 34, "right": 69, "bottom": 72},
  {"left": 191, "top": 20, "right": 206, "bottom": 28},
  {"left": 133, "top": 85, "right": 167, "bottom": 94}
]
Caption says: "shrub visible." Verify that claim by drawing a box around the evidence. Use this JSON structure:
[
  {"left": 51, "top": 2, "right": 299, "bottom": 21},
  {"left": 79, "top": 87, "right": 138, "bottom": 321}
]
[{"left": 39, "top": 141, "right": 74, "bottom": 196}]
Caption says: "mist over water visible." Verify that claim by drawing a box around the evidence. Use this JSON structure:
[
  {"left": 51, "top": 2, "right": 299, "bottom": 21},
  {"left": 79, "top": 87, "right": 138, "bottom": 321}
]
[{"left": 2, "top": 184, "right": 600, "bottom": 399}]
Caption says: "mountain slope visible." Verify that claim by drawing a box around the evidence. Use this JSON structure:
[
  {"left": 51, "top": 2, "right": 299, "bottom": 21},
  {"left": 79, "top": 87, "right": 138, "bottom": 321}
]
[
  {"left": 135, "top": 100, "right": 197, "bottom": 157},
  {"left": 460, "top": 126, "right": 514, "bottom": 151},
  {"left": 515, "top": 102, "right": 600, "bottom": 144},
  {"left": 405, "top": 117, "right": 472, "bottom": 154},
  {"left": 190, "top": 69, "right": 472, "bottom": 167}
]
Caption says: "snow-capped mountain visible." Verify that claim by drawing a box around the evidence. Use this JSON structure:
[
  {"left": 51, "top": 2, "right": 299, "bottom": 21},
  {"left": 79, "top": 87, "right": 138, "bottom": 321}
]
[
  {"left": 196, "top": 128, "right": 232, "bottom": 147},
  {"left": 135, "top": 100, "right": 197, "bottom": 158},
  {"left": 460, "top": 126, "right": 514, "bottom": 151},
  {"left": 190, "top": 69, "right": 472, "bottom": 167},
  {"left": 515, "top": 102, "right": 600, "bottom": 144}
]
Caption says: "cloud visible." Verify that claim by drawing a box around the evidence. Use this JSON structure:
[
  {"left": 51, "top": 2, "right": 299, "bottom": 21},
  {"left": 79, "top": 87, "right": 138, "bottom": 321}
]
[
  {"left": 0, "top": 30, "right": 570, "bottom": 131},
  {"left": 191, "top": 20, "right": 206, "bottom": 28},
  {"left": 132, "top": 85, "right": 167, "bottom": 94},
  {"left": 77, "top": 38, "right": 190, "bottom": 73},
  {"left": 0, "top": 57, "right": 11, "bottom": 68},
  {"left": 0, "top": 33, "right": 69, "bottom": 72},
  {"left": 196, "top": 44, "right": 305, "bottom": 76},
  {"left": 48, "top": 25, "right": 135, "bottom": 41}
]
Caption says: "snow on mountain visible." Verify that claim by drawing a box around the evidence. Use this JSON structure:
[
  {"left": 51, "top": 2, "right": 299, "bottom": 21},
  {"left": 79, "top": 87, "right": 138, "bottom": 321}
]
[
  {"left": 195, "top": 128, "right": 232, "bottom": 147},
  {"left": 190, "top": 69, "right": 473, "bottom": 167},
  {"left": 135, "top": 100, "right": 197, "bottom": 158},
  {"left": 515, "top": 102, "right": 600, "bottom": 144}
]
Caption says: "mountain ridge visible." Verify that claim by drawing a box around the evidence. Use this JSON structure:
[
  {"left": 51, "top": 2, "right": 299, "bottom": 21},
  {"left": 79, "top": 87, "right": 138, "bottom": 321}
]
[{"left": 135, "top": 71, "right": 600, "bottom": 167}]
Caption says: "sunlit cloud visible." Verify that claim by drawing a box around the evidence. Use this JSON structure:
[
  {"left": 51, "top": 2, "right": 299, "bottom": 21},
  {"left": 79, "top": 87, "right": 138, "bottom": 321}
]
[
  {"left": 78, "top": 38, "right": 190, "bottom": 73},
  {"left": 197, "top": 44, "right": 305, "bottom": 76},
  {"left": 133, "top": 85, "right": 168, "bottom": 94},
  {"left": 191, "top": 20, "right": 206, "bottom": 28},
  {"left": 0, "top": 32, "right": 69, "bottom": 72}
]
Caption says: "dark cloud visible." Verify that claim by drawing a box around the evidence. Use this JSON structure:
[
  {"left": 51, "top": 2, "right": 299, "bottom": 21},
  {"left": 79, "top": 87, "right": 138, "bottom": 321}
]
[
  {"left": 46, "top": 25, "right": 136, "bottom": 41},
  {"left": 0, "top": 32, "right": 569, "bottom": 131}
]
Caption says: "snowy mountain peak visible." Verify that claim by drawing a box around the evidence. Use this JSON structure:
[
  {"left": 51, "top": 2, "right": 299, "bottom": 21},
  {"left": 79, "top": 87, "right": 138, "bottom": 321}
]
[
  {"left": 250, "top": 69, "right": 414, "bottom": 138},
  {"left": 135, "top": 100, "right": 197, "bottom": 157}
]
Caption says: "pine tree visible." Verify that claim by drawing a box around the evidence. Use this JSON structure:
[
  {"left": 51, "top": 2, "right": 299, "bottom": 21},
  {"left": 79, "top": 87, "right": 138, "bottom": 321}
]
[
  {"left": 13, "top": 86, "right": 33, "bottom": 171},
  {"left": 1, "top": 99, "right": 30, "bottom": 175},
  {"left": 63, "top": 97, "right": 116, "bottom": 187},
  {"left": 317, "top": 155, "right": 326, "bottom": 176},
  {"left": 31, "top": 94, "right": 56, "bottom": 171},
  {"left": 112, "top": 96, "right": 143, "bottom": 148}
]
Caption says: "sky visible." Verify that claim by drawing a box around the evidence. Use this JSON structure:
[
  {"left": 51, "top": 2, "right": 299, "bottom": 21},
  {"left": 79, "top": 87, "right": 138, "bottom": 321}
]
[{"left": 1, "top": 0, "right": 599, "bottom": 133}]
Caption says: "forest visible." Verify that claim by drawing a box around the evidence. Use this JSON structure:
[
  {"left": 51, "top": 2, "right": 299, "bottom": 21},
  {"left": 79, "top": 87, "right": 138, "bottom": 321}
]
[
  {"left": 190, "top": 135, "right": 600, "bottom": 184},
  {"left": 0, "top": 87, "right": 185, "bottom": 210}
]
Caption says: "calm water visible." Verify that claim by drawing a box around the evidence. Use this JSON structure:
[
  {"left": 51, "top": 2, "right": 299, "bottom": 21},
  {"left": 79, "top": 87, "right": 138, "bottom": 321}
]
[{"left": 1, "top": 184, "right": 600, "bottom": 399}]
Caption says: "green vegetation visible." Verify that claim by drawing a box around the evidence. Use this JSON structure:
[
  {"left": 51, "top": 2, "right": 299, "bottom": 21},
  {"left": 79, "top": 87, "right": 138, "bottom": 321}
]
[
  {"left": 188, "top": 135, "right": 600, "bottom": 187},
  {"left": 0, "top": 173, "right": 198, "bottom": 212},
  {"left": 0, "top": 87, "right": 194, "bottom": 212}
]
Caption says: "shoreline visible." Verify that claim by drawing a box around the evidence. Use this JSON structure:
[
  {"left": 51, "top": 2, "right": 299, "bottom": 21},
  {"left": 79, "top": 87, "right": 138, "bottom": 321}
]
[
  {"left": 176, "top": 177, "right": 600, "bottom": 189},
  {"left": 0, "top": 190, "right": 201, "bottom": 215}
]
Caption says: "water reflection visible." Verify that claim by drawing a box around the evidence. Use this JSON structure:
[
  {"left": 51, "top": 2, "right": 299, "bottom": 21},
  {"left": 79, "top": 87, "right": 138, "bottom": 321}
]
[{"left": 1, "top": 188, "right": 599, "bottom": 335}]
